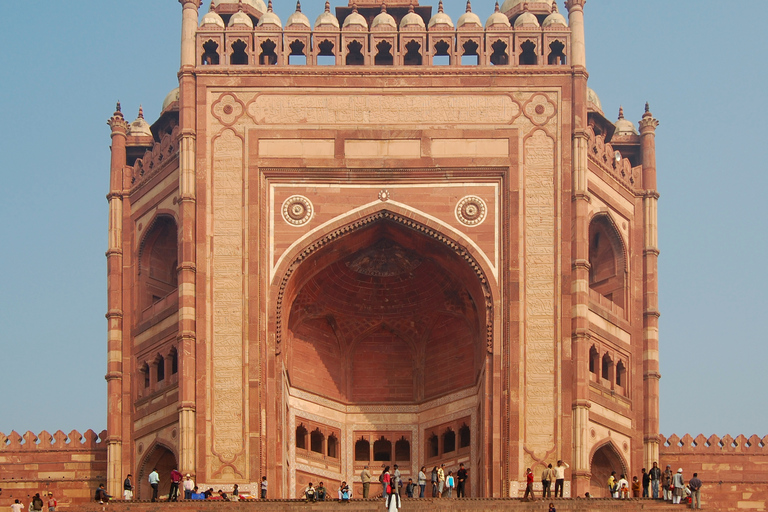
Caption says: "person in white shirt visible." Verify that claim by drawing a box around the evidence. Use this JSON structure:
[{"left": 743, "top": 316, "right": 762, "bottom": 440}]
[
  {"left": 617, "top": 474, "right": 630, "bottom": 499},
  {"left": 11, "top": 499, "right": 25, "bottom": 512},
  {"left": 183, "top": 474, "right": 195, "bottom": 500},
  {"left": 553, "top": 460, "right": 569, "bottom": 497}
]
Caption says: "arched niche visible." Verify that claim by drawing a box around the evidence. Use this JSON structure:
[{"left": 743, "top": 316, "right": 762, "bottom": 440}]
[
  {"left": 138, "top": 215, "right": 178, "bottom": 313},
  {"left": 588, "top": 213, "right": 627, "bottom": 309},
  {"left": 589, "top": 441, "right": 627, "bottom": 498}
]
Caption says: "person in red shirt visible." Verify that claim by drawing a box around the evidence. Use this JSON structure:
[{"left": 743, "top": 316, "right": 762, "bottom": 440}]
[
  {"left": 523, "top": 468, "right": 536, "bottom": 501},
  {"left": 169, "top": 468, "right": 183, "bottom": 501}
]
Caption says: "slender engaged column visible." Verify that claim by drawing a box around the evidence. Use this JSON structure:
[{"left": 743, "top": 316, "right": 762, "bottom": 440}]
[
  {"left": 639, "top": 104, "right": 661, "bottom": 470},
  {"left": 106, "top": 103, "right": 128, "bottom": 498}
]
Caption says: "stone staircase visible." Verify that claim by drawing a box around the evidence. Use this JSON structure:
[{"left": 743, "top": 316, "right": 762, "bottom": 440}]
[{"left": 75, "top": 498, "right": 688, "bottom": 512}]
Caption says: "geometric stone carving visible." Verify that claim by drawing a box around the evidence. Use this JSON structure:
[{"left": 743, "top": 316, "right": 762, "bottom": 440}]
[
  {"left": 281, "top": 195, "right": 313, "bottom": 226},
  {"left": 456, "top": 195, "right": 488, "bottom": 226}
]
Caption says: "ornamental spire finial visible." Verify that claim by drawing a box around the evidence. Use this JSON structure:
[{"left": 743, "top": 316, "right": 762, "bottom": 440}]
[
  {"left": 494, "top": 1, "right": 500, "bottom": 13},
  {"left": 438, "top": 0, "right": 444, "bottom": 13},
  {"left": 466, "top": 0, "right": 472, "bottom": 13},
  {"left": 618, "top": 106, "right": 624, "bottom": 120},
  {"left": 325, "top": 1, "right": 330, "bottom": 13},
  {"left": 296, "top": 0, "right": 301, "bottom": 12},
  {"left": 267, "top": 0, "right": 273, "bottom": 13},
  {"left": 138, "top": 105, "right": 145, "bottom": 119}
]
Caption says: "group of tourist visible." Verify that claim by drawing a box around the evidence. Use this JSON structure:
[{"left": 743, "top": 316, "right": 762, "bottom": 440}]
[
  {"left": 522, "top": 460, "right": 570, "bottom": 501},
  {"left": 104, "top": 468, "right": 267, "bottom": 502},
  {"left": 607, "top": 462, "right": 702, "bottom": 509},
  {"left": 302, "top": 481, "right": 352, "bottom": 503},
  {"left": 8, "top": 492, "right": 56, "bottom": 512}
]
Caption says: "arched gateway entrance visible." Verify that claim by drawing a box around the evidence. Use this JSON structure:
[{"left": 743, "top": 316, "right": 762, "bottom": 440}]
[{"left": 272, "top": 211, "right": 494, "bottom": 498}]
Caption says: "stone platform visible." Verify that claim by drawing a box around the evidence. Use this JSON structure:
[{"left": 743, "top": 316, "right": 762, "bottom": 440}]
[{"left": 76, "top": 498, "right": 685, "bottom": 512}]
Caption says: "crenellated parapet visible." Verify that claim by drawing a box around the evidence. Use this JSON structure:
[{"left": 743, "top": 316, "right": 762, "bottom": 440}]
[
  {"left": 195, "top": 0, "right": 571, "bottom": 68},
  {"left": 130, "top": 123, "right": 180, "bottom": 192},
  {"left": 586, "top": 124, "right": 638, "bottom": 191},
  {"left": 0, "top": 429, "right": 108, "bottom": 451},
  {"left": 660, "top": 433, "right": 768, "bottom": 454}
]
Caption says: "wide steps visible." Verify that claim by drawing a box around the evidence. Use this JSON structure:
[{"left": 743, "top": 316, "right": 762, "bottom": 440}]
[{"left": 76, "top": 498, "right": 684, "bottom": 512}]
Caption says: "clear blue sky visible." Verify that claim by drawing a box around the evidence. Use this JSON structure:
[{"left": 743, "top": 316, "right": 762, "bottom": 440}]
[{"left": 0, "top": 1, "right": 765, "bottom": 439}]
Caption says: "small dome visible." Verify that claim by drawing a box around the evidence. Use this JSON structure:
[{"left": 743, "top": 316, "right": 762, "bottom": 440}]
[
  {"left": 286, "top": 1, "right": 310, "bottom": 29},
  {"left": 400, "top": 6, "right": 426, "bottom": 30},
  {"left": 457, "top": 0, "right": 482, "bottom": 29},
  {"left": 485, "top": 2, "right": 511, "bottom": 28},
  {"left": 428, "top": 1, "right": 454, "bottom": 29},
  {"left": 514, "top": 11, "right": 540, "bottom": 28},
  {"left": 587, "top": 87, "right": 602, "bottom": 111},
  {"left": 128, "top": 107, "right": 153, "bottom": 137},
  {"left": 314, "top": 1, "right": 340, "bottom": 29},
  {"left": 343, "top": 9, "right": 368, "bottom": 30},
  {"left": 229, "top": 10, "right": 254, "bottom": 28},
  {"left": 161, "top": 88, "right": 179, "bottom": 112},
  {"left": 257, "top": 1, "right": 281, "bottom": 28},
  {"left": 372, "top": 6, "right": 397, "bottom": 30},
  {"left": 212, "top": 0, "right": 267, "bottom": 12},
  {"left": 614, "top": 107, "right": 638, "bottom": 136},
  {"left": 543, "top": 5, "right": 567, "bottom": 27},
  {"left": 200, "top": 10, "right": 225, "bottom": 29}
]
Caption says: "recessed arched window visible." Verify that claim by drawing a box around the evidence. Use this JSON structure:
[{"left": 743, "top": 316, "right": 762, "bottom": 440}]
[
  {"left": 428, "top": 433, "right": 439, "bottom": 458},
  {"left": 156, "top": 355, "right": 165, "bottom": 382},
  {"left": 442, "top": 428, "right": 456, "bottom": 453},
  {"left": 433, "top": 40, "right": 451, "bottom": 65},
  {"left": 327, "top": 433, "right": 338, "bottom": 458},
  {"left": 589, "top": 215, "right": 627, "bottom": 308},
  {"left": 548, "top": 40, "right": 566, "bottom": 65},
  {"left": 231, "top": 40, "right": 249, "bottom": 65},
  {"left": 461, "top": 40, "right": 479, "bottom": 66},
  {"left": 355, "top": 438, "right": 370, "bottom": 461},
  {"left": 616, "top": 360, "right": 626, "bottom": 387},
  {"left": 288, "top": 40, "right": 306, "bottom": 65},
  {"left": 346, "top": 40, "right": 364, "bottom": 66},
  {"left": 202, "top": 40, "right": 220, "bottom": 65},
  {"left": 490, "top": 40, "right": 509, "bottom": 65},
  {"left": 519, "top": 40, "right": 537, "bottom": 65},
  {"left": 296, "top": 424, "right": 308, "bottom": 450},
  {"left": 141, "top": 362, "right": 150, "bottom": 388},
  {"left": 404, "top": 40, "right": 422, "bottom": 66},
  {"left": 317, "top": 40, "right": 336, "bottom": 65},
  {"left": 395, "top": 437, "right": 410, "bottom": 461},
  {"left": 589, "top": 345, "right": 599, "bottom": 375},
  {"left": 138, "top": 216, "right": 178, "bottom": 312},
  {"left": 459, "top": 424, "right": 470, "bottom": 449},
  {"left": 373, "top": 436, "right": 392, "bottom": 461},
  {"left": 259, "top": 40, "right": 277, "bottom": 65},
  {"left": 310, "top": 428, "right": 324, "bottom": 454},
  {"left": 170, "top": 348, "right": 178, "bottom": 375},
  {"left": 601, "top": 353, "right": 613, "bottom": 381},
  {"left": 374, "top": 40, "right": 394, "bottom": 66}
]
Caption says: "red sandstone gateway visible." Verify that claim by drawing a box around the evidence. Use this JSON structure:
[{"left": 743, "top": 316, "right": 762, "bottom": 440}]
[{"left": 3, "top": 1, "right": 764, "bottom": 510}]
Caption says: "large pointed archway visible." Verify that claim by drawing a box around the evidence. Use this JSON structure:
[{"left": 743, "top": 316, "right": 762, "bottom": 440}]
[
  {"left": 589, "top": 441, "right": 628, "bottom": 498},
  {"left": 271, "top": 210, "right": 494, "bottom": 498}
]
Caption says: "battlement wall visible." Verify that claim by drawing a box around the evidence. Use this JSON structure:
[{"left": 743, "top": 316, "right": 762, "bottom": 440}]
[
  {"left": 659, "top": 433, "right": 768, "bottom": 511},
  {"left": 0, "top": 430, "right": 107, "bottom": 509}
]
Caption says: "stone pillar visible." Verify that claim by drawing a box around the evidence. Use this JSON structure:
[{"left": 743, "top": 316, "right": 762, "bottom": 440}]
[
  {"left": 106, "top": 103, "right": 128, "bottom": 498},
  {"left": 565, "top": 0, "right": 586, "bottom": 68},
  {"left": 639, "top": 103, "right": 661, "bottom": 470},
  {"left": 566, "top": 0, "right": 591, "bottom": 496},
  {"left": 177, "top": 0, "right": 200, "bottom": 476}
]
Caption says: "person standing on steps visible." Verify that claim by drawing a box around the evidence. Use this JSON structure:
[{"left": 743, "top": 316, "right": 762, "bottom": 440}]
[
  {"left": 123, "top": 474, "right": 134, "bottom": 500},
  {"left": 553, "top": 460, "right": 569, "bottom": 498},
  {"left": 523, "top": 468, "right": 535, "bottom": 501},
  {"left": 361, "top": 465, "right": 372, "bottom": 499},
  {"left": 541, "top": 464, "right": 553, "bottom": 498},
  {"left": 430, "top": 466, "right": 438, "bottom": 497},
  {"left": 662, "top": 464, "right": 673, "bottom": 501},
  {"left": 689, "top": 472, "right": 703, "bottom": 509},
  {"left": 418, "top": 466, "right": 427, "bottom": 498},
  {"left": 642, "top": 468, "right": 650, "bottom": 498},
  {"left": 456, "top": 463, "right": 468, "bottom": 498},
  {"left": 649, "top": 462, "right": 661, "bottom": 499},
  {"left": 148, "top": 467, "right": 159, "bottom": 502},
  {"left": 672, "top": 468, "right": 685, "bottom": 505}
]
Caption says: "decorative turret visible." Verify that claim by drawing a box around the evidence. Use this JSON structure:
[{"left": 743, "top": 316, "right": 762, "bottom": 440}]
[{"left": 457, "top": 0, "right": 482, "bottom": 29}]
